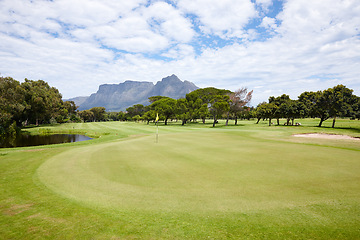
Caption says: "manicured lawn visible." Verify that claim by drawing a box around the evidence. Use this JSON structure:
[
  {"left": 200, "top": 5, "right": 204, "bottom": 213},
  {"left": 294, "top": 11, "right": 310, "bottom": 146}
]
[{"left": 1, "top": 119, "right": 360, "bottom": 239}]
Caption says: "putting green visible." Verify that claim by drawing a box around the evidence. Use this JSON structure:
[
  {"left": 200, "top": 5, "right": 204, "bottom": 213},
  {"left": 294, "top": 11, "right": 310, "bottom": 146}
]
[{"left": 37, "top": 129, "right": 360, "bottom": 214}]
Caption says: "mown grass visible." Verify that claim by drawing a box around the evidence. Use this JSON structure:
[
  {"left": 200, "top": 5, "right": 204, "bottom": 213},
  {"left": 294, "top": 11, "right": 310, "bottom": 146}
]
[{"left": 1, "top": 118, "right": 360, "bottom": 239}]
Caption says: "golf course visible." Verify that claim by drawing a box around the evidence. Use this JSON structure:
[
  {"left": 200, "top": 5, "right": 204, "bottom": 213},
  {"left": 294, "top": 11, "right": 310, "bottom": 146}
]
[{"left": 1, "top": 119, "right": 360, "bottom": 239}]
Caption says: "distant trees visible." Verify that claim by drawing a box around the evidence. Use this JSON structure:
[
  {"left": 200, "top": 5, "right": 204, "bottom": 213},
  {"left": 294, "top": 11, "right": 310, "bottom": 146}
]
[
  {"left": 0, "top": 76, "right": 79, "bottom": 143},
  {"left": 112, "top": 84, "right": 359, "bottom": 128},
  {"left": 3, "top": 76, "right": 358, "bottom": 132},
  {"left": 0, "top": 77, "right": 66, "bottom": 126},
  {"left": 107, "top": 86, "right": 252, "bottom": 127},
  {"left": 297, "top": 85, "right": 359, "bottom": 127},
  {"left": 256, "top": 84, "right": 359, "bottom": 127},
  {"left": 126, "top": 104, "right": 146, "bottom": 118}
]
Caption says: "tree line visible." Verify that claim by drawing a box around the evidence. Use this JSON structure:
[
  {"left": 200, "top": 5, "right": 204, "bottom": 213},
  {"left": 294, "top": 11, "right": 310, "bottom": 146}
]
[
  {"left": 2, "top": 76, "right": 359, "bottom": 144},
  {"left": 255, "top": 84, "right": 360, "bottom": 127},
  {"left": 84, "top": 84, "right": 360, "bottom": 129},
  {"left": 78, "top": 87, "right": 253, "bottom": 127},
  {"left": 0, "top": 76, "right": 78, "bottom": 142}
]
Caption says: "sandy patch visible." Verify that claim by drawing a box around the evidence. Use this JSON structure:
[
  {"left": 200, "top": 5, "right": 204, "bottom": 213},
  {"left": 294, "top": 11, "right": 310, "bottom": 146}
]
[
  {"left": 22, "top": 149, "right": 45, "bottom": 152},
  {"left": 293, "top": 133, "right": 360, "bottom": 141},
  {"left": 3, "top": 203, "right": 33, "bottom": 215}
]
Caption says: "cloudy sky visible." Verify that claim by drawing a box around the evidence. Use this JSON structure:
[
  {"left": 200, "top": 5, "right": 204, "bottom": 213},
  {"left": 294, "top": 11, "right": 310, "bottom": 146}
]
[{"left": 1, "top": 0, "right": 359, "bottom": 105}]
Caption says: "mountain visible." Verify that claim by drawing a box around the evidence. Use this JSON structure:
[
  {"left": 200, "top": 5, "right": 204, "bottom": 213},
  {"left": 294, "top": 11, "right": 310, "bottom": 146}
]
[
  {"left": 65, "top": 96, "right": 89, "bottom": 106},
  {"left": 71, "top": 75, "right": 198, "bottom": 111}
]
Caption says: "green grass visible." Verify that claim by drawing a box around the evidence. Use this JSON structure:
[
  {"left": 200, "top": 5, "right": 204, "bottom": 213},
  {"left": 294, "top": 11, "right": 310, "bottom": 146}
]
[{"left": 1, "top": 119, "right": 360, "bottom": 239}]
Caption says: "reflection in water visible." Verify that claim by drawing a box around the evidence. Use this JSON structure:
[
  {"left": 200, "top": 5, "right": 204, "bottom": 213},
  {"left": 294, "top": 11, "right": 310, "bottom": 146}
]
[{"left": 0, "top": 134, "right": 92, "bottom": 148}]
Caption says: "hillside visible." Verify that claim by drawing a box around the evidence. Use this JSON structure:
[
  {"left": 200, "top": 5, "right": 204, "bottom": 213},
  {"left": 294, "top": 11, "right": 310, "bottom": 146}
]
[{"left": 68, "top": 75, "right": 198, "bottom": 111}]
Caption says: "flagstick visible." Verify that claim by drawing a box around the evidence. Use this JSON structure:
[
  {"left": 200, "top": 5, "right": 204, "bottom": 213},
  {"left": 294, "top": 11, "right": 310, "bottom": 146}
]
[
  {"left": 155, "top": 113, "right": 159, "bottom": 143},
  {"left": 156, "top": 122, "right": 159, "bottom": 143}
]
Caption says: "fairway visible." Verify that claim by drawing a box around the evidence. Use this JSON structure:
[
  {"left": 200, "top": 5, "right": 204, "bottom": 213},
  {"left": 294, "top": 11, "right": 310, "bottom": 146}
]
[
  {"left": 1, "top": 120, "right": 360, "bottom": 239},
  {"left": 38, "top": 130, "right": 359, "bottom": 212}
]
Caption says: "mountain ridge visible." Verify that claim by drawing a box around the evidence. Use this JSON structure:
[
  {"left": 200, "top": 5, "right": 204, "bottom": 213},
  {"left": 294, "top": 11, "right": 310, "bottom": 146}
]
[{"left": 66, "top": 75, "right": 198, "bottom": 111}]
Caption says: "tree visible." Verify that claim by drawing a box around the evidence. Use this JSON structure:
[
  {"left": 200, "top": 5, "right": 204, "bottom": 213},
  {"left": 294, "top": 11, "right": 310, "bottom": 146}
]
[
  {"left": 148, "top": 96, "right": 170, "bottom": 103},
  {"left": 117, "top": 112, "right": 127, "bottom": 121},
  {"left": 197, "top": 103, "right": 209, "bottom": 124},
  {"left": 269, "top": 94, "right": 291, "bottom": 125},
  {"left": 209, "top": 95, "right": 230, "bottom": 127},
  {"left": 107, "top": 112, "right": 120, "bottom": 121},
  {"left": 150, "top": 98, "right": 176, "bottom": 125},
  {"left": 132, "top": 115, "right": 141, "bottom": 122},
  {"left": 298, "top": 91, "right": 319, "bottom": 118},
  {"left": 0, "top": 77, "right": 26, "bottom": 127},
  {"left": 298, "top": 90, "right": 329, "bottom": 127},
  {"left": 227, "top": 88, "right": 253, "bottom": 125},
  {"left": 325, "top": 85, "right": 355, "bottom": 128},
  {"left": 255, "top": 102, "right": 267, "bottom": 124},
  {"left": 277, "top": 100, "right": 306, "bottom": 125},
  {"left": 63, "top": 101, "right": 78, "bottom": 115},
  {"left": 255, "top": 102, "right": 278, "bottom": 126},
  {"left": 78, "top": 110, "right": 94, "bottom": 122},
  {"left": 352, "top": 96, "right": 360, "bottom": 120},
  {"left": 298, "top": 85, "right": 357, "bottom": 128},
  {"left": 126, "top": 104, "right": 146, "bottom": 118},
  {"left": 176, "top": 98, "right": 190, "bottom": 125},
  {"left": 184, "top": 97, "right": 203, "bottom": 122},
  {"left": 142, "top": 110, "right": 156, "bottom": 124},
  {"left": 90, "top": 107, "right": 106, "bottom": 122},
  {"left": 21, "top": 79, "right": 64, "bottom": 125},
  {"left": 186, "top": 87, "right": 231, "bottom": 124}
]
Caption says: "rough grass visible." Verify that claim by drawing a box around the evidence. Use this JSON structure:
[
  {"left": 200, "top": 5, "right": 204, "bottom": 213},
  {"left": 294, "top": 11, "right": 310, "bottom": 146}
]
[{"left": 1, "top": 119, "right": 360, "bottom": 239}]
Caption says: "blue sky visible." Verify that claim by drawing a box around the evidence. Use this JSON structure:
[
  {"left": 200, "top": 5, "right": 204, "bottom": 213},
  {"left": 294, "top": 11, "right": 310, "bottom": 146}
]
[{"left": 0, "top": 0, "right": 359, "bottom": 105}]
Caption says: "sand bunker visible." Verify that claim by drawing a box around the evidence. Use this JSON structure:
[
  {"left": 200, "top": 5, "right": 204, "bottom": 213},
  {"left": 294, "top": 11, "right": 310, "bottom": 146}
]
[{"left": 293, "top": 133, "right": 360, "bottom": 141}]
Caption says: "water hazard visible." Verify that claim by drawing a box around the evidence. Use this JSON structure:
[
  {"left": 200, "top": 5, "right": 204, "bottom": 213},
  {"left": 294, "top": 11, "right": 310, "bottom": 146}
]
[{"left": 0, "top": 134, "right": 92, "bottom": 148}]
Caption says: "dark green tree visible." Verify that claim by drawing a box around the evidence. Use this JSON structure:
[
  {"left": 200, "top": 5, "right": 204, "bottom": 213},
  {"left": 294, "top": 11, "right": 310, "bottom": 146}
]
[
  {"left": 150, "top": 98, "right": 176, "bottom": 125},
  {"left": 90, "top": 107, "right": 106, "bottom": 122},
  {"left": 117, "top": 112, "right": 127, "bottom": 121},
  {"left": 126, "top": 104, "right": 146, "bottom": 119},
  {"left": 269, "top": 94, "right": 291, "bottom": 125},
  {"left": 209, "top": 95, "right": 230, "bottom": 127},
  {"left": 255, "top": 102, "right": 267, "bottom": 124},
  {"left": 255, "top": 102, "right": 278, "bottom": 126},
  {"left": 21, "top": 79, "right": 63, "bottom": 125},
  {"left": 176, "top": 98, "right": 190, "bottom": 125},
  {"left": 78, "top": 110, "right": 94, "bottom": 122},
  {"left": 325, "top": 85, "right": 356, "bottom": 128},
  {"left": 148, "top": 96, "right": 170, "bottom": 103},
  {"left": 0, "top": 77, "right": 26, "bottom": 126},
  {"left": 186, "top": 87, "right": 231, "bottom": 124},
  {"left": 63, "top": 101, "right": 78, "bottom": 115},
  {"left": 142, "top": 110, "right": 157, "bottom": 124}
]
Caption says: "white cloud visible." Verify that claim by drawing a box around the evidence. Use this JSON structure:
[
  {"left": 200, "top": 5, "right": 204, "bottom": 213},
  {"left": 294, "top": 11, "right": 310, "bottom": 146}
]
[
  {"left": 176, "top": 0, "right": 257, "bottom": 38},
  {"left": 260, "top": 17, "right": 277, "bottom": 31},
  {"left": 142, "top": 2, "right": 195, "bottom": 43},
  {"left": 68, "top": 1, "right": 195, "bottom": 53},
  {"left": 255, "top": 0, "right": 273, "bottom": 12},
  {"left": 0, "top": 0, "right": 359, "bottom": 105},
  {"left": 162, "top": 44, "right": 195, "bottom": 59}
]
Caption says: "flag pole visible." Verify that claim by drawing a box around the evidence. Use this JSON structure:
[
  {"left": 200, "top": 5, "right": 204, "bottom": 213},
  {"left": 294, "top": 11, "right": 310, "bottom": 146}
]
[
  {"left": 156, "top": 123, "right": 158, "bottom": 143},
  {"left": 155, "top": 113, "right": 159, "bottom": 143}
]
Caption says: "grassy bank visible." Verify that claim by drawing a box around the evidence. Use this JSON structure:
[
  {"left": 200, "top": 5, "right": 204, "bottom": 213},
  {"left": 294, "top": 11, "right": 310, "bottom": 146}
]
[{"left": 1, "top": 119, "right": 360, "bottom": 239}]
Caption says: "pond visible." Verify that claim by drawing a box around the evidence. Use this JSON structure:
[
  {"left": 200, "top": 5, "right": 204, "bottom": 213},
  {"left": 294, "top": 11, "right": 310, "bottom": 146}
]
[{"left": 0, "top": 134, "right": 93, "bottom": 148}]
